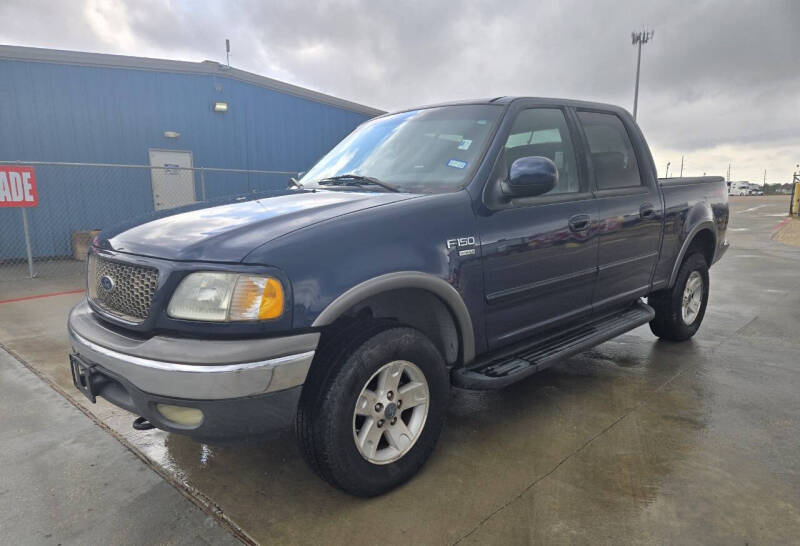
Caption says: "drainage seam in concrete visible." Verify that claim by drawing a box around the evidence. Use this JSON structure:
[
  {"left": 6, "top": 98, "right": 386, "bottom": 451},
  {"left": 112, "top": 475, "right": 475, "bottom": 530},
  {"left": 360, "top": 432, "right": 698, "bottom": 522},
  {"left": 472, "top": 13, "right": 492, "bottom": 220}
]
[{"left": 0, "top": 340, "right": 256, "bottom": 546}]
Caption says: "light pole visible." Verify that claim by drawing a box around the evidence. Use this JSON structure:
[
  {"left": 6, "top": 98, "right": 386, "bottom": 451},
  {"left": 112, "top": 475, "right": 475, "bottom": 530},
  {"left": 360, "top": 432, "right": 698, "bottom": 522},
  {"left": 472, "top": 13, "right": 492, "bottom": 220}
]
[
  {"left": 679, "top": 155, "right": 684, "bottom": 177},
  {"left": 665, "top": 161, "right": 671, "bottom": 178},
  {"left": 631, "top": 29, "right": 654, "bottom": 120}
]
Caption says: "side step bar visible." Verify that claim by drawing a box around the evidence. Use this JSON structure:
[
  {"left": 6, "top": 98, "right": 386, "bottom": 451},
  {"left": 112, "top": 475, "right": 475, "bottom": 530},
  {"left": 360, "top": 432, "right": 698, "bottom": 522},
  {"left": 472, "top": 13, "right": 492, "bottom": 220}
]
[{"left": 452, "top": 301, "right": 655, "bottom": 390}]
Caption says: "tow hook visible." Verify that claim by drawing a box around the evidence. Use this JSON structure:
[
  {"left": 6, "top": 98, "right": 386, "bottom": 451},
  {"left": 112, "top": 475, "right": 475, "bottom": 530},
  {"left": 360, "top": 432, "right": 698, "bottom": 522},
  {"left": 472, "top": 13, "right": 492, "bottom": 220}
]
[{"left": 132, "top": 416, "right": 155, "bottom": 431}]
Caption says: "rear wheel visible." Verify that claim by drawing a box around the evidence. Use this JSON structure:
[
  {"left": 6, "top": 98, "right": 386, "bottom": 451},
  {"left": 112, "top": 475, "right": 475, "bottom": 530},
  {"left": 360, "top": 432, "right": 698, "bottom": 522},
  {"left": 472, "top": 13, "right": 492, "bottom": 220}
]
[
  {"left": 296, "top": 321, "right": 449, "bottom": 497},
  {"left": 649, "top": 252, "right": 709, "bottom": 341}
]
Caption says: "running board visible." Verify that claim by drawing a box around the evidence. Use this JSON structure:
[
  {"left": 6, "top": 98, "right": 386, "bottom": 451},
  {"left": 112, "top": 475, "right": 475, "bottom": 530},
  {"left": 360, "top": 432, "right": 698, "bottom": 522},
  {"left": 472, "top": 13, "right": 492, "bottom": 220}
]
[{"left": 452, "top": 301, "right": 655, "bottom": 390}]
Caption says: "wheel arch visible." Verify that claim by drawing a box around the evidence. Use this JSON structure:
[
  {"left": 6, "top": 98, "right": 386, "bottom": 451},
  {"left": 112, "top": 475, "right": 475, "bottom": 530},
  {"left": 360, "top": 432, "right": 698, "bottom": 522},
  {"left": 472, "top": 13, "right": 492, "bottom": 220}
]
[
  {"left": 668, "top": 222, "right": 716, "bottom": 288},
  {"left": 312, "top": 272, "right": 476, "bottom": 366}
]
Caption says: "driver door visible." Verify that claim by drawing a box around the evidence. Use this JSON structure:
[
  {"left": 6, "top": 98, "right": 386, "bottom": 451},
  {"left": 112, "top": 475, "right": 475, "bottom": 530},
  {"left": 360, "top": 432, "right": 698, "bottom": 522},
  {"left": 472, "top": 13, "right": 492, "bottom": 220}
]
[{"left": 478, "top": 107, "right": 598, "bottom": 349}]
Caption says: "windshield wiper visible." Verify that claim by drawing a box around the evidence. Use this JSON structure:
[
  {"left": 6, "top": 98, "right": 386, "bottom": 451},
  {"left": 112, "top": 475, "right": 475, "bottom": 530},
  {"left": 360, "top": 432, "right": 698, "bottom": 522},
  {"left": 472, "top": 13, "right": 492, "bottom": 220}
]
[{"left": 317, "top": 174, "right": 400, "bottom": 193}]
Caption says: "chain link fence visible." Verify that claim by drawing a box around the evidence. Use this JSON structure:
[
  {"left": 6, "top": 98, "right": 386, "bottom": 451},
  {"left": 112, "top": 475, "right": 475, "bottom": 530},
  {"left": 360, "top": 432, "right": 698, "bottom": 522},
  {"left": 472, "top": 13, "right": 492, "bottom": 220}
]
[{"left": 0, "top": 161, "right": 297, "bottom": 288}]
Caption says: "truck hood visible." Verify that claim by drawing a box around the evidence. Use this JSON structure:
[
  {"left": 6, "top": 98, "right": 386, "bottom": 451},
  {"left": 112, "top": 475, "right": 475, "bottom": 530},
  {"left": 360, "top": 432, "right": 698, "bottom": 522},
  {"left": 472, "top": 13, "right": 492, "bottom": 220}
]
[{"left": 101, "top": 190, "right": 417, "bottom": 262}]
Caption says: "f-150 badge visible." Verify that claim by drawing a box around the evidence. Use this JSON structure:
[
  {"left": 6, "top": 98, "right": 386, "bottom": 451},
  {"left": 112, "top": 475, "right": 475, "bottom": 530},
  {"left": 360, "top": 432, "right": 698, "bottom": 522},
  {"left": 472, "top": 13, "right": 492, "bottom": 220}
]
[{"left": 447, "top": 236, "right": 476, "bottom": 256}]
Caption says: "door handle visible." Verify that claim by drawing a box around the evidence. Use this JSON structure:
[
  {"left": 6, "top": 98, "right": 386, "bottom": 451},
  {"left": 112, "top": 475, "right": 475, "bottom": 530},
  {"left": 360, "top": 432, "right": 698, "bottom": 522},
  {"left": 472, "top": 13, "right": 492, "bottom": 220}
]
[
  {"left": 568, "top": 214, "right": 590, "bottom": 232},
  {"left": 640, "top": 203, "right": 657, "bottom": 219}
]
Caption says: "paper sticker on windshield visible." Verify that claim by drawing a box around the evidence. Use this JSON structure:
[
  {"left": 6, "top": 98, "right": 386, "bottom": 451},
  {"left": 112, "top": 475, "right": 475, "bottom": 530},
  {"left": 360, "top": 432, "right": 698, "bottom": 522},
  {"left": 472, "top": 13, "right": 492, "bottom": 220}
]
[
  {"left": 457, "top": 139, "right": 472, "bottom": 151},
  {"left": 447, "top": 159, "right": 467, "bottom": 169}
]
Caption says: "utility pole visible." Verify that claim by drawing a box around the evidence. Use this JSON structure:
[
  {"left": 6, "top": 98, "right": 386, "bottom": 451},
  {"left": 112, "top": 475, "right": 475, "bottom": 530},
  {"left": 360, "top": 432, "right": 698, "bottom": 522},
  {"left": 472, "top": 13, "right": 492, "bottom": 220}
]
[
  {"left": 763, "top": 169, "right": 766, "bottom": 185},
  {"left": 679, "top": 155, "right": 684, "bottom": 177},
  {"left": 631, "top": 29, "right": 654, "bottom": 120},
  {"left": 726, "top": 163, "right": 731, "bottom": 182},
  {"left": 665, "top": 161, "right": 671, "bottom": 178}
]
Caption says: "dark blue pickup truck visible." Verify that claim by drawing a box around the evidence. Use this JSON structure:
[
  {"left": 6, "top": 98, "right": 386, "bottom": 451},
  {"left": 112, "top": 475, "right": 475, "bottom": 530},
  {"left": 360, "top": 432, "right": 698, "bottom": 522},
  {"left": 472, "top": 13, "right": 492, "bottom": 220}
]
[{"left": 68, "top": 97, "right": 728, "bottom": 496}]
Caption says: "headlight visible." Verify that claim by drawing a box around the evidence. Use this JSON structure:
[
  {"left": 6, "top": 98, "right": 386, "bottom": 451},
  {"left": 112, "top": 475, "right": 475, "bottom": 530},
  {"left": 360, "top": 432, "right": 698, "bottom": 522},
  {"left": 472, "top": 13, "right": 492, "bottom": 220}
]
[{"left": 167, "top": 272, "right": 284, "bottom": 322}]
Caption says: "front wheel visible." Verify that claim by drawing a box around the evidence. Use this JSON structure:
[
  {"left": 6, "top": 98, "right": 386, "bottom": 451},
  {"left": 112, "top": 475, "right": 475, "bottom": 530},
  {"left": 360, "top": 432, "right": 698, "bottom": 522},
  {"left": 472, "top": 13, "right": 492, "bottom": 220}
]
[
  {"left": 296, "top": 322, "right": 449, "bottom": 496},
  {"left": 648, "top": 252, "right": 709, "bottom": 341}
]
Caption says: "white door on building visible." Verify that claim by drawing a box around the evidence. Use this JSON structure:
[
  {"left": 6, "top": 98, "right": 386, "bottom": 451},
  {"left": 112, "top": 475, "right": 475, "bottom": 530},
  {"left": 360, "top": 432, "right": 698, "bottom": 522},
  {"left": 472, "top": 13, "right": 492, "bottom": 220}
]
[{"left": 149, "top": 149, "right": 196, "bottom": 210}]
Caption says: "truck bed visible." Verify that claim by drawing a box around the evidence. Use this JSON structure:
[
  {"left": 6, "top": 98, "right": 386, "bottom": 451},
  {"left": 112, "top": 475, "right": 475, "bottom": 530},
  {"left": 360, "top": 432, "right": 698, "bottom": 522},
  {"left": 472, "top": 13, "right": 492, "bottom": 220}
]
[{"left": 651, "top": 175, "right": 729, "bottom": 287}]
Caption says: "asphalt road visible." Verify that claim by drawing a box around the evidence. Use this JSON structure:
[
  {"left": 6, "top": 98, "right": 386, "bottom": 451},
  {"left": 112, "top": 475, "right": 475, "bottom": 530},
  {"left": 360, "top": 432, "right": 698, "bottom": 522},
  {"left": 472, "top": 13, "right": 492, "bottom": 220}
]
[{"left": 0, "top": 194, "right": 798, "bottom": 544}]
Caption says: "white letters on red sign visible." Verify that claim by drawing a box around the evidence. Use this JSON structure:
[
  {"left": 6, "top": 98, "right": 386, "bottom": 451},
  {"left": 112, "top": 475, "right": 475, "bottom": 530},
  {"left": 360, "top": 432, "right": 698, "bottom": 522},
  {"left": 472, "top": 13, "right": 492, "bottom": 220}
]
[{"left": 0, "top": 166, "right": 38, "bottom": 207}]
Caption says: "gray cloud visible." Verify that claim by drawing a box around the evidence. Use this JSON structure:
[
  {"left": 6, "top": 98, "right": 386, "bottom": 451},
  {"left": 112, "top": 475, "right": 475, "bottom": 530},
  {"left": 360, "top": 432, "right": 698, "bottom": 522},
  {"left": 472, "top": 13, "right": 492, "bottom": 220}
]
[{"left": 1, "top": 0, "right": 798, "bottom": 181}]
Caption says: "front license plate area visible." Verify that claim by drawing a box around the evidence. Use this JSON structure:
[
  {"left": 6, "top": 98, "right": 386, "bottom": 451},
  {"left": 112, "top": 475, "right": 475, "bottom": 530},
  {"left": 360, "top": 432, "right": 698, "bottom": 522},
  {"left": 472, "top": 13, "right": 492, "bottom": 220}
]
[{"left": 69, "top": 353, "right": 97, "bottom": 403}]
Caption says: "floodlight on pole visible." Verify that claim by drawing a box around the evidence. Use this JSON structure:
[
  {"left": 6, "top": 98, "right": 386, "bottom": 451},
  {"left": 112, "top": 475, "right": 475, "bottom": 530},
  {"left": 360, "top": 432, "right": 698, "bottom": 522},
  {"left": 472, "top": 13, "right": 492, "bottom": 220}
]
[{"left": 631, "top": 29, "right": 654, "bottom": 120}]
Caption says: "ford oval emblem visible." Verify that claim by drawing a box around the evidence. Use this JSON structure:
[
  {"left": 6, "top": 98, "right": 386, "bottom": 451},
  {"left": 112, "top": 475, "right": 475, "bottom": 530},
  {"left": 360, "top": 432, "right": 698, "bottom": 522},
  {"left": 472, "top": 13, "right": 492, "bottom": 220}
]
[{"left": 100, "top": 275, "right": 115, "bottom": 292}]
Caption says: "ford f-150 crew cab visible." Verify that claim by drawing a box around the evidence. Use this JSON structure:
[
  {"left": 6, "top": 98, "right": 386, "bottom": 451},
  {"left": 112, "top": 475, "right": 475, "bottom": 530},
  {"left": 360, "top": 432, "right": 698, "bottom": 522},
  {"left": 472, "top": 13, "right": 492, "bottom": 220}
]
[{"left": 68, "top": 97, "right": 729, "bottom": 496}]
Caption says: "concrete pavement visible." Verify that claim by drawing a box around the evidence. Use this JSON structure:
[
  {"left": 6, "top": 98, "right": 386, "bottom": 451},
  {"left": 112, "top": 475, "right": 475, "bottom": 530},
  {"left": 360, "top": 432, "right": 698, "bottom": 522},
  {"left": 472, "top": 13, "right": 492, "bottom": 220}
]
[
  {"left": 0, "top": 348, "right": 241, "bottom": 545},
  {"left": 0, "top": 194, "right": 798, "bottom": 544}
]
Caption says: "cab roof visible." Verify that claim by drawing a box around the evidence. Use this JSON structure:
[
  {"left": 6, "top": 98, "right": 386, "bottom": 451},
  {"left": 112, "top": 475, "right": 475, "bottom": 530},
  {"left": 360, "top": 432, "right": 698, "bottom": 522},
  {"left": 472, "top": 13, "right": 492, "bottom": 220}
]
[{"left": 382, "top": 96, "right": 631, "bottom": 118}]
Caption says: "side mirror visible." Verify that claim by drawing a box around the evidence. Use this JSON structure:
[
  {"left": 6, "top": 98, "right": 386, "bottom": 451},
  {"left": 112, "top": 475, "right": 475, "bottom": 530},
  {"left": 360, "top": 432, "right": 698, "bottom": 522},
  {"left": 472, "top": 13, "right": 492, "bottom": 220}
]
[
  {"left": 502, "top": 156, "right": 557, "bottom": 198},
  {"left": 287, "top": 172, "right": 307, "bottom": 189}
]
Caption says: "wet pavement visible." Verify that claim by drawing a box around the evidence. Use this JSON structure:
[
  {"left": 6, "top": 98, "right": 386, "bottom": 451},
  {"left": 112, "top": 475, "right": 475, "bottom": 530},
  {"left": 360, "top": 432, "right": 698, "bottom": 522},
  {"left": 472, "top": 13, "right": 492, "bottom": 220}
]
[
  {"left": 0, "top": 348, "right": 240, "bottom": 545},
  {"left": 0, "top": 195, "right": 798, "bottom": 544}
]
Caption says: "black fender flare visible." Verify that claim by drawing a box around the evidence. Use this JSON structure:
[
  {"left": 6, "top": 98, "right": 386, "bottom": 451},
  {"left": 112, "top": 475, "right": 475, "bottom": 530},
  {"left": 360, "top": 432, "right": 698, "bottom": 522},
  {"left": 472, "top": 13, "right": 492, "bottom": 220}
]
[
  {"left": 311, "top": 271, "right": 476, "bottom": 365},
  {"left": 668, "top": 221, "right": 716, "bottom": 287}
]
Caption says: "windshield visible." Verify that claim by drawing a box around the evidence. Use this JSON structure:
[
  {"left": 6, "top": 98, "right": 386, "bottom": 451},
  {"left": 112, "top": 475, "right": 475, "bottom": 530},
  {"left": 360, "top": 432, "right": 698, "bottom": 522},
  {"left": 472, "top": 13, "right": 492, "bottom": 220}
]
[{"left": 299, "top": 104, "right": 504, "bottom": 194}]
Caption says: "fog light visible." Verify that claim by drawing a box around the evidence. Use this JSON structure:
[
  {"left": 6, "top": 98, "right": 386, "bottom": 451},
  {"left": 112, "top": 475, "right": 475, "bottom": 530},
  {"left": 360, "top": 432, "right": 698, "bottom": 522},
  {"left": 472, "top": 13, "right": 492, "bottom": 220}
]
[{"left": 156, "top": 404, "right": 204, "bottom": 427}]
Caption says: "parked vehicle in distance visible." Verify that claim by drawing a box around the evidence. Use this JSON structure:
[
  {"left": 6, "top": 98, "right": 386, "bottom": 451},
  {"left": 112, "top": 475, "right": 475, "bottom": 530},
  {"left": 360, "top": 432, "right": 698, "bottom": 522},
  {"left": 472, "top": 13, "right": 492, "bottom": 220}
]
[
  {"left": 749, "top": 187, "right": 764, "bottom": 196},
  {"left": 68, "top": 97, "right": 729, "bottom": 496},
  {"left": 729, "top": 181, "right": 754, "bottom": 195}
]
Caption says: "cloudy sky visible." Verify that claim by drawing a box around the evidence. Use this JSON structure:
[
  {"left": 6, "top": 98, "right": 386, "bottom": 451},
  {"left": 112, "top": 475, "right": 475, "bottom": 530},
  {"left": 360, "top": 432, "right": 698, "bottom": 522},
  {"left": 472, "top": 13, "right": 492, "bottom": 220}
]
[{"left": 2, "top": 0, "right": 798, "bottom": 183}]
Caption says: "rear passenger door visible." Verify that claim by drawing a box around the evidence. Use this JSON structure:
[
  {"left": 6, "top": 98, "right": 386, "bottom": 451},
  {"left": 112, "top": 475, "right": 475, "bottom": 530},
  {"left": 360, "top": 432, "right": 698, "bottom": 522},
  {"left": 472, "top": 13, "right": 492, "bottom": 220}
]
[
  {"left": 479, "top": 107, "right": 598, "bottom": 349},
  {"left": 576, "top": 110, "right": 662, "bottom": 312}
]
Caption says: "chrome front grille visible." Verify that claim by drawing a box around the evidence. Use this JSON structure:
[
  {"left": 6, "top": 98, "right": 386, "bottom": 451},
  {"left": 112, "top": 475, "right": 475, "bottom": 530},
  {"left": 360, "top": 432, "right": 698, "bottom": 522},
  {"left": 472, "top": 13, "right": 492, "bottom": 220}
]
[{"left": 89, "top": 255, "right": 159, "bottom": 322}]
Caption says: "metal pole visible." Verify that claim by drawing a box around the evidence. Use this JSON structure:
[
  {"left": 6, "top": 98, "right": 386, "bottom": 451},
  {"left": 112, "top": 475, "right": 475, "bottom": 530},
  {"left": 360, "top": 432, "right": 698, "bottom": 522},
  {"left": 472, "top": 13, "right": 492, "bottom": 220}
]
[
  {"left": 665, "top": 162, "right": 671, "bottom": 178},
  {"left": 21, "top": 208, "right": 36, "bottom": 278},
  {"left": 633, "top": 40, "right": 642, "bottom": 120},
  {"left": 679, "top": 155, "right": 684, "bottom": 177},
  {"left": 631, "top": 30, "right": 653, "bottom": 121},
  {"left": 200, "top": 167, "right": 207, "bottom": 201}
]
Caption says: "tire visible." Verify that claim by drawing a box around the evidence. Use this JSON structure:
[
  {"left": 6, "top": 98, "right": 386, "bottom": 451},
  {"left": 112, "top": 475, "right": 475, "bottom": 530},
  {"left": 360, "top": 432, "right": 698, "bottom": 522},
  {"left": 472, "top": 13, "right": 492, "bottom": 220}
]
[
  {"left": 648, "top": 252, "right": 709, "bottom": 341},
  {"left": 296, "top": 320, "right": 449, "bottom": 497}
]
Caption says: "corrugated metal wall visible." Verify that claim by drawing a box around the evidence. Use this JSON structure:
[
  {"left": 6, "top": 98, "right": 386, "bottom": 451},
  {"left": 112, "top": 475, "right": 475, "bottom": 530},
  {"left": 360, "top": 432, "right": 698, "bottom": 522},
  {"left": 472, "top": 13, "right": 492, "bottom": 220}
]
[{"left": 0, "top": 59, "right": 373, "bottom": 259}]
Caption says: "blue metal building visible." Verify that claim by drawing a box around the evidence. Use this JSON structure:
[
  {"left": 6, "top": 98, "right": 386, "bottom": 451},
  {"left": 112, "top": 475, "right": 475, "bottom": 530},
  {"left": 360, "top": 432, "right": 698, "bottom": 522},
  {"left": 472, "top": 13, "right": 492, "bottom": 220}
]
[{"left": 0, "top": 45, "right": 382, "bottom": 260}]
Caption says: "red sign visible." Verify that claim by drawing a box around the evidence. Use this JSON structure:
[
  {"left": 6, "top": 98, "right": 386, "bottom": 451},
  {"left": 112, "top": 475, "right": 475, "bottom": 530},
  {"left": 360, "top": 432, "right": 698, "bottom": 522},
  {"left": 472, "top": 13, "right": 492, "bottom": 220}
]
[{"left": 0, "top": 166, "right": 38, "bottom": 207}]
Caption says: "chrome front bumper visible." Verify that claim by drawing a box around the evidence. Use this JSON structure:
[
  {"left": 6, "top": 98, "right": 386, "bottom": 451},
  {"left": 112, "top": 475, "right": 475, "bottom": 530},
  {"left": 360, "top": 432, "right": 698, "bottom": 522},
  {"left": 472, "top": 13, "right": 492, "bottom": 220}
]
[{"left": 68, "top": 299, "right": 318, "bottom": 400}]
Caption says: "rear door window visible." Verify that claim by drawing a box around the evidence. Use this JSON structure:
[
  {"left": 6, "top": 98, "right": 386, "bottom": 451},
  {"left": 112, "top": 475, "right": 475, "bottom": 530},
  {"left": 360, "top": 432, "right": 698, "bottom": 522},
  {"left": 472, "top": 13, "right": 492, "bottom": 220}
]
[{"left": 578, "top": 111, "right": 642, "bottom": 190}]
